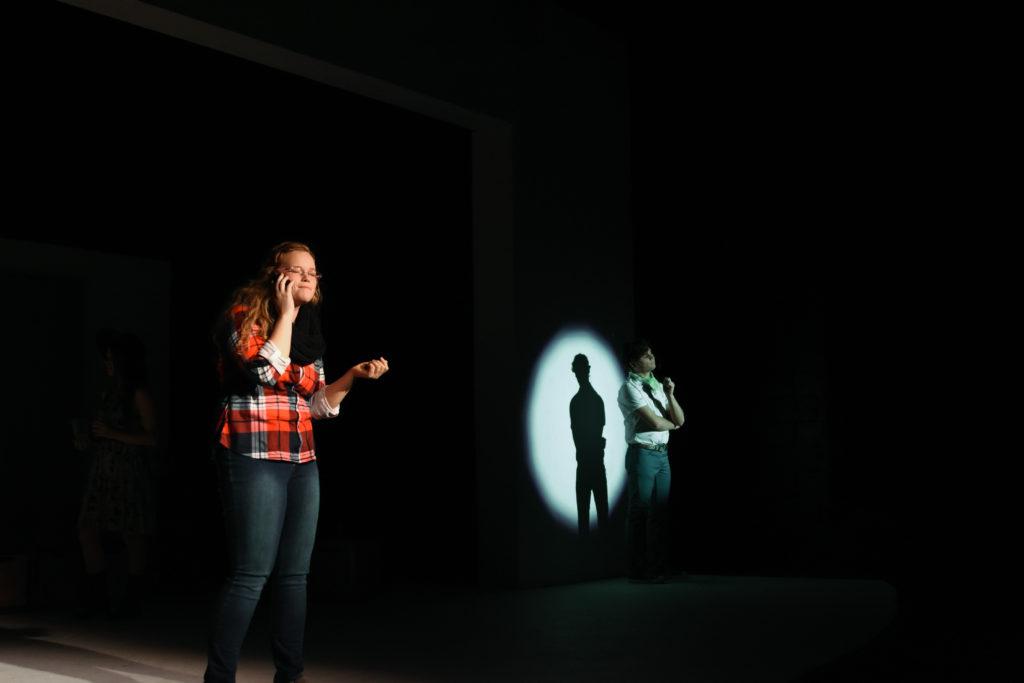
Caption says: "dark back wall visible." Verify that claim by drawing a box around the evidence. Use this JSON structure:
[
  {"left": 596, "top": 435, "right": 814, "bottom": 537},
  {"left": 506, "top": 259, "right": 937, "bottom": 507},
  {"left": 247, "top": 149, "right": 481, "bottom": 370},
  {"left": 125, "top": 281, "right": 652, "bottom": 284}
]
[
  {"left": 4, "top": 2, "right": 473, "bottom": 604},
  {"left": 630, "top": 10, "right": 1019, "bottom": 631}
]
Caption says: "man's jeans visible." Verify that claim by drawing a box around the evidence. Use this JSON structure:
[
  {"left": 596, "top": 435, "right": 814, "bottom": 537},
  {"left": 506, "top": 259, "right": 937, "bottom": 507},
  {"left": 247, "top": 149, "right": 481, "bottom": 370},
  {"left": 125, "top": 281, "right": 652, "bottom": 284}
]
[
  {"left": 625, "top": 445, "right": 671, "bottom": 578},
  {"left": 205, "top": 449, "right": 320, "bottom": 683}
]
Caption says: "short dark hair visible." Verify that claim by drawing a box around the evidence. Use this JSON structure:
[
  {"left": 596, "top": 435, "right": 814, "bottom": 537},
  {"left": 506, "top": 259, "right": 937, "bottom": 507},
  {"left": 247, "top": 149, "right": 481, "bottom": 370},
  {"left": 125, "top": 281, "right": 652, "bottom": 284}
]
[
  {"left": 98, "top": 330, "right": 149, "bottom": 391},
  {"left": 621, "top": 338, "right": 651, "bottom": 370}
]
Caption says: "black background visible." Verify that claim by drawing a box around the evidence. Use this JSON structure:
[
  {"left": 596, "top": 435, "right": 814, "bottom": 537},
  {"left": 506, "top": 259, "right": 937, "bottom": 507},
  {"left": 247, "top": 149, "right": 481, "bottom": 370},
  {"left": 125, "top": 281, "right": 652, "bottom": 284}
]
[{"left": 5, "top": 4, "right": 1017, "bottom": 655}]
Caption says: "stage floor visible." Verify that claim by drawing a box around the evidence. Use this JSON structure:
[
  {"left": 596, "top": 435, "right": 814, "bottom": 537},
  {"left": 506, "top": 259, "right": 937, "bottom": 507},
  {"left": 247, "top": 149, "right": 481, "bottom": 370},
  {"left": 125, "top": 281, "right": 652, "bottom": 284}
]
[{"left": 1, "top": 575, "right": 896, "bottom": 682}]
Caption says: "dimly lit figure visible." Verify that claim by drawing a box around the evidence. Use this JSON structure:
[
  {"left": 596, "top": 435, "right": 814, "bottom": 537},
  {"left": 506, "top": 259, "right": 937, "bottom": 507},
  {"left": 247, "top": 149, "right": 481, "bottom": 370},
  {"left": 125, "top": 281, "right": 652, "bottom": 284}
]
[
  {"left": 75, "top": 330, "right": 158, "bottom": 617},
  {"left": 205, "top": 242, "right": 389, "bottom": 683},
  {"left": 617, "top": 340, "right": 684, "bottom": 582},
  {"left": 570, "top": 353, "right": 608, "bottom": 536}
]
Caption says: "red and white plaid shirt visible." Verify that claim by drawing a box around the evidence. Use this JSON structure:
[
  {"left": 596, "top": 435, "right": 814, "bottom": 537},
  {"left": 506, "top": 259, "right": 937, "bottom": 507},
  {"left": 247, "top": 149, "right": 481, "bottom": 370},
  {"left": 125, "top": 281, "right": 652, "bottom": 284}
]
[{"left": 216, "top": 305, "right": 339, "bottom": 462}]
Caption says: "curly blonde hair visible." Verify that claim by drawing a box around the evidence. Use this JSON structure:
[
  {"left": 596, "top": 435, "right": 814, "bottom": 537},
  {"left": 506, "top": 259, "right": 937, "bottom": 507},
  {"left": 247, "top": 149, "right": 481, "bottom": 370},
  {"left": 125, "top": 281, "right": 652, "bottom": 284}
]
[{"left": 229, "top": 241, "right": 321, "bottom": 349}]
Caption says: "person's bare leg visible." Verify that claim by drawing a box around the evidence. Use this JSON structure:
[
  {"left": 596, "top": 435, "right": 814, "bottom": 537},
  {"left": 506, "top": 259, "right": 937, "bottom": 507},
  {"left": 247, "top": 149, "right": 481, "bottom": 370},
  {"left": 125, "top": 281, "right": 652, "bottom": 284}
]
[
  {"left": 76, "top": 522, "right": 108, "bottom": 616},
  {"left": 125, "top": 533, "right": 147, "bottom": 576},
  {"left": 78, "top": 522, "right": 106, "bottom": 573}
]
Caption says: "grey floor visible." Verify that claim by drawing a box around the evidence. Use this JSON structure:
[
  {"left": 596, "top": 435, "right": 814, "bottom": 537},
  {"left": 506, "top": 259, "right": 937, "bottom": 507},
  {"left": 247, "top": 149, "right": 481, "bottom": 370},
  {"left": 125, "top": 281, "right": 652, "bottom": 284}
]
[{"left": 0, "top": 575, "right": 896, "bottom": 682}]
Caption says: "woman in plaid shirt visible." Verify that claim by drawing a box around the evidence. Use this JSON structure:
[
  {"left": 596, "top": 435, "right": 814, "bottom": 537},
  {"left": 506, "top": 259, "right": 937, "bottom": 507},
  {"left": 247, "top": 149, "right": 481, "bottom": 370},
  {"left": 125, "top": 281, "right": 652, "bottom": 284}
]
[{"left": 205, "top": 242, "right": 388, "bottom": 683}]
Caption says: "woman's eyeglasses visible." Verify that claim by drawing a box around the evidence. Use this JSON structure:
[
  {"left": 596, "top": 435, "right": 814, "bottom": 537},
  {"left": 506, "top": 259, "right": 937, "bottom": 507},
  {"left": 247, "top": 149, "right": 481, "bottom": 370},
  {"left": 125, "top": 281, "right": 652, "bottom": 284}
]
[{"left": 277, "top": 266, "right": 322, "bottom": 280}]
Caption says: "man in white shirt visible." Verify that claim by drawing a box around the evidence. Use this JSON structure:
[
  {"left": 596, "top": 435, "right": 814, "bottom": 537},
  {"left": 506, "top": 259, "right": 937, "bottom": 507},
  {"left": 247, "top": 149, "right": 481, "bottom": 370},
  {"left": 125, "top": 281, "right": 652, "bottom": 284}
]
[{"left": 617, "top": 339, "right": 685, "bottom": 582}]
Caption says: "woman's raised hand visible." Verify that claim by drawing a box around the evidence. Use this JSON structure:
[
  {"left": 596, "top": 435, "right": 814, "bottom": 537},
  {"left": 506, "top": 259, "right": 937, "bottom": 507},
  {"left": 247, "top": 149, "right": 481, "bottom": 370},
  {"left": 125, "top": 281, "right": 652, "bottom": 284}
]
[
  {"left": 275, "top": 272, "right": 296, "bottom": 318},
  {"left": 351, "top": 357, "right": 389, "bottom": 380}
]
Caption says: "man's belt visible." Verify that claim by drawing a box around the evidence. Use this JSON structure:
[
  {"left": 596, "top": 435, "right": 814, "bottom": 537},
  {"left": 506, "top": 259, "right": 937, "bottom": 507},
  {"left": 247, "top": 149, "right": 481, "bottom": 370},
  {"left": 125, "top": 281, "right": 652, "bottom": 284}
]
[{"left": 631, "top": 442, "right": 668, "bottom": 453}]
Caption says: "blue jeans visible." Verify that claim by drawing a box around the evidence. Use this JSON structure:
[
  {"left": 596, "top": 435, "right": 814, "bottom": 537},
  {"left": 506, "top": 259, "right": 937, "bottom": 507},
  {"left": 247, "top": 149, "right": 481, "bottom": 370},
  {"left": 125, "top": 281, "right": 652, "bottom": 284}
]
[
  {"left": 625, "top": 445, "right": 671, "bottom": 578},
  {"left": 205, "top": 449, "right": 320, "bottom": 683}
]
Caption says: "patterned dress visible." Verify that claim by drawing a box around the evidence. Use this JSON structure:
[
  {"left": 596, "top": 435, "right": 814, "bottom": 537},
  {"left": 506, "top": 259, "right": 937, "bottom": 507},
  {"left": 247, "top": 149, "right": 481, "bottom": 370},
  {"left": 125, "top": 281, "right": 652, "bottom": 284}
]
[{"left": 78, "top": 387, "right": 156, "bottom": 534}]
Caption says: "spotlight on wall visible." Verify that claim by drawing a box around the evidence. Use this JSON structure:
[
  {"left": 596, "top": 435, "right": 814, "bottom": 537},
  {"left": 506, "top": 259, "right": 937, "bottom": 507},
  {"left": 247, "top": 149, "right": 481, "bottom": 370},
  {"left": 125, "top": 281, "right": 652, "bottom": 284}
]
[{"left": 526, "top": 327, "right": 626, "bottom": 533}]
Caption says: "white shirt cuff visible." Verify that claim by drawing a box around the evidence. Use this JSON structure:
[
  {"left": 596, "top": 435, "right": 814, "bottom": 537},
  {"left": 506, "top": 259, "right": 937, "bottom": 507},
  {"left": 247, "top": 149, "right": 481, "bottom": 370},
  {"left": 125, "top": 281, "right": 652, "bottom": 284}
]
[
  {"left": 258, "top": 340, "right": 291, "bottom": 375},
  {"left": 309, "top": 387, "right": 340, "bottom": 419}
]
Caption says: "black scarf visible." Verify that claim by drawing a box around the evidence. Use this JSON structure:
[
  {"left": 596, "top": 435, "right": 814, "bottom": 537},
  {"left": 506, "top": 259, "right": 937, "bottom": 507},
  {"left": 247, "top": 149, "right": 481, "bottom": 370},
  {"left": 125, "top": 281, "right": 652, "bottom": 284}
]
[{"left": 289, "top": 305, "right": 326, "bottom": 367}]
